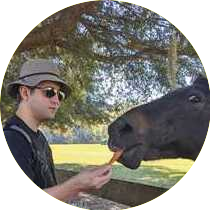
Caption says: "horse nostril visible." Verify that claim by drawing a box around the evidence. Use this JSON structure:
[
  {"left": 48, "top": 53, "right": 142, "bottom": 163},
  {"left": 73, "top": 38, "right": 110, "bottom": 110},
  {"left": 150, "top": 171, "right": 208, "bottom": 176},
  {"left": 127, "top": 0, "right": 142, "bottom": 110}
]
[{"left": 119, "top": 123, "right": 133, "bottom": 134}]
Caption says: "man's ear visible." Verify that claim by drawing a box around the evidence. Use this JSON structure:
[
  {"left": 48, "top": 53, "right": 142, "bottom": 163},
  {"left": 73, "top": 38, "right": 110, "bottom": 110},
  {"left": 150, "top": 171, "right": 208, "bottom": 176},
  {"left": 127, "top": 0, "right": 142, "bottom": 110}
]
[{"left": 18, "top": 86, "right": 31, "bottom": 101}]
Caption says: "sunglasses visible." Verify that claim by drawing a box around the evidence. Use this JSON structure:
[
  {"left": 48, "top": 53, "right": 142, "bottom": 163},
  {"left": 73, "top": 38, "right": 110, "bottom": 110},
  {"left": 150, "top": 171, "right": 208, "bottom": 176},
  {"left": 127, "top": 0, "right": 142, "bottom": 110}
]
[{"left": 35, "top": 86, "right": 66, "bottom": 101}]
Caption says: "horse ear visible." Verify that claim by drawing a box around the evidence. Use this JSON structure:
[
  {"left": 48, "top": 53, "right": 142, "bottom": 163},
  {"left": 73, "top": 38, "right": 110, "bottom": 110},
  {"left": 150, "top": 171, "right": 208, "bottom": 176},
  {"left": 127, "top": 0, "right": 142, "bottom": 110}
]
[{"left": 193, "top": 74, "right": 209, "bottom": 93}]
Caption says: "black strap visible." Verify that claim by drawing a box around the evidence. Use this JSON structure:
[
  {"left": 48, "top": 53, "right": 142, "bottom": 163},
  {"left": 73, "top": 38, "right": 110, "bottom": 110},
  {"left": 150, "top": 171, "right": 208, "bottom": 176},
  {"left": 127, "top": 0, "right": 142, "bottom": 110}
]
[
  {"left": 18, "top": 72, "right": 58, "bottom": 80},
  {"left": 8, "top": 125, "right": 37, "bottom": 164},
  {"left": 9, "top": 125, "right": 32, "bottom": 144},
  {"left": 8, "top": 125, "right": 57, "bottom": 186}
]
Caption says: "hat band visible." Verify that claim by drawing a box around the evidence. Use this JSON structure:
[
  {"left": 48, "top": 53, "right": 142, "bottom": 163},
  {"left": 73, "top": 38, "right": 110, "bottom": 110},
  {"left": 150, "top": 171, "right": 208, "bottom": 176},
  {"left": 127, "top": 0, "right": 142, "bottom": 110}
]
[{"left": 18, "top": 72, "right": 59, "bottom": 80}]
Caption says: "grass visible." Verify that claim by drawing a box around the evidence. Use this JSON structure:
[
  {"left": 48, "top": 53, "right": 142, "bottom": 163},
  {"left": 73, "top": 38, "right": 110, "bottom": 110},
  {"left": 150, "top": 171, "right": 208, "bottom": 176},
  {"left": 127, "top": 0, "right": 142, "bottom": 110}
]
[{"left": 50, "top": 144, "right": 194, "bottom": 189}]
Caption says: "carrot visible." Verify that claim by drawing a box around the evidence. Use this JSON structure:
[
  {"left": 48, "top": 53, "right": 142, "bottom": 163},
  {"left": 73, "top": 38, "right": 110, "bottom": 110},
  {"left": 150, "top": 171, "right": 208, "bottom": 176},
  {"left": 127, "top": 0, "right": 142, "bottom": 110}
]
[{"left": 108, "top": 150, "right": 123, "bottom": 165}]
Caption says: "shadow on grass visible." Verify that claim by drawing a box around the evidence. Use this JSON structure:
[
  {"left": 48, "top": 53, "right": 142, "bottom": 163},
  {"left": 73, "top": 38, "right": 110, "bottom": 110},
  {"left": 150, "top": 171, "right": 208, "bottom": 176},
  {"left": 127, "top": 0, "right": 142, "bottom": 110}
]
[{"left": 55, "top": 162, "right": 188, "bottom": 189}]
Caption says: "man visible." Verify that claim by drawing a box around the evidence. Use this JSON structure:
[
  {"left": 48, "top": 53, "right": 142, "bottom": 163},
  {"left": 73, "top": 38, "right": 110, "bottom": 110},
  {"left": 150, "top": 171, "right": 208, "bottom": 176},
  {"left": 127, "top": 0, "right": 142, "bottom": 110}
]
[{"left": 3, "top": 58, "right": 112, "bottom": 202}]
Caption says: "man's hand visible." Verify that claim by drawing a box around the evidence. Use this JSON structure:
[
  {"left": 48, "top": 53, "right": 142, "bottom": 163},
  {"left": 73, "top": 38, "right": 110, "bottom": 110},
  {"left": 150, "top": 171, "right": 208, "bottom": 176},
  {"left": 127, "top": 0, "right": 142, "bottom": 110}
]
[{"left": 71, "top": 164, "right": 112, "bottom": 191}]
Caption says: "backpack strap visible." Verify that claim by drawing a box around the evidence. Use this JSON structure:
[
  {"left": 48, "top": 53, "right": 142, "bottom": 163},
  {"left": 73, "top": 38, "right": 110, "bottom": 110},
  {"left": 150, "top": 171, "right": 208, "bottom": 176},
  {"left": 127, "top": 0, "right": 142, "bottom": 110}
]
[
  {"left": 8, "top": 125, "right": 37, "bottom": 164},
  {"left": 9, "top": 125, "right": 32, "bottom": 144},
  {"left": 7, "top": 124, "right": 57, "bottom": 187}
]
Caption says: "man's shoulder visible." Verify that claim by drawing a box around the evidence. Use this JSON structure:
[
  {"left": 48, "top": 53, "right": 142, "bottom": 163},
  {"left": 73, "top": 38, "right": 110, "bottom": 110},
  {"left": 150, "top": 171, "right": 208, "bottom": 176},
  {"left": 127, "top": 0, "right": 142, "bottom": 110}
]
[
  {"left": 3, "top": 115, "right": 23, "bottom": 130},
  {"left": 3, "top": 116, "right": 32, "bottom": 147},
  {"left": 4, "top": 115, "right": 22, "bottom": 128},
  {"left": 4, "top": 115, "right": 34, "bottom": 139},
  {"left": 4, "top": 126, "right": 30, "bottom": 145},
  {"left": 3, "top": 127, "right": 34, "bottom": 159}
]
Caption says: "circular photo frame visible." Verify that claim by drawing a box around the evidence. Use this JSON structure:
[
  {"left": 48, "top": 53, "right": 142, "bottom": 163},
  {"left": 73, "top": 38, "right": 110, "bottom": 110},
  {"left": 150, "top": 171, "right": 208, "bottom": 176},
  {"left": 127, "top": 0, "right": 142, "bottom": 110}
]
[{"left": 1, "top": 1, "right": 209, "bottom": 210}]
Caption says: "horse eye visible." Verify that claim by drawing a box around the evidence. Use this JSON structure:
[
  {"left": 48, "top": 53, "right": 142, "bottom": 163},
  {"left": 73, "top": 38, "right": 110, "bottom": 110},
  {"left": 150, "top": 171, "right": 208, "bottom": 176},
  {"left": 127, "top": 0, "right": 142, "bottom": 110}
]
[
  {"left": 119, "top": 123, "right": 133, "bottom": 134},
  {"left": 188, "top": 95, "right": 201, "bottom": 103}
]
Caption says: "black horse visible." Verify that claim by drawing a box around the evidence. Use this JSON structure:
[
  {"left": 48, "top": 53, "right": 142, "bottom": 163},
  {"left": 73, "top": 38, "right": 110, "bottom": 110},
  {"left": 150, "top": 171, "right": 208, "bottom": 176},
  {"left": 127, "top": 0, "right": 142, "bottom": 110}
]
[{"left": 108, "top": 75, "right": 210, "bottom": 169}]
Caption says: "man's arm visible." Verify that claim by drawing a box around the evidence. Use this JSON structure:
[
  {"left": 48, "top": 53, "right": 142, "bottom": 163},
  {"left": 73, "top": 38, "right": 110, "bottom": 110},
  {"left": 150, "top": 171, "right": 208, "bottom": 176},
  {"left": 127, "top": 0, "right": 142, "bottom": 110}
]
[{"left": 44, "top": 165, "right": 112, "bottom": 202}]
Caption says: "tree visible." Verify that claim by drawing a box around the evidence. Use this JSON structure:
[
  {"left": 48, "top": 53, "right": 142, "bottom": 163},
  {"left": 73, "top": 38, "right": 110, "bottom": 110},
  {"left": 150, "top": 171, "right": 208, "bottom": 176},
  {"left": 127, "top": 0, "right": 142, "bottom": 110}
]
[{"left": 1, "top": 0, "right": 205, "bottom": 129}]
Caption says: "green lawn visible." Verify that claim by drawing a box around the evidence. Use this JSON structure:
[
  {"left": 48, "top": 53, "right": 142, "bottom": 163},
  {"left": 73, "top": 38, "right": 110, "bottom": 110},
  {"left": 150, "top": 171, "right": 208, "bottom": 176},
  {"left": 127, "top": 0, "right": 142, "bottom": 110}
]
[{"left": 51, "top": 144, "right": 194, "bottom": 189}]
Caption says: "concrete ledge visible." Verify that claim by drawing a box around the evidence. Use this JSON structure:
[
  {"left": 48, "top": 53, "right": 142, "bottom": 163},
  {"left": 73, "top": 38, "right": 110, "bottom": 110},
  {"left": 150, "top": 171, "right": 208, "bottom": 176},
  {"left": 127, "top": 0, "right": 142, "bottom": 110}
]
[
  {"left": 56, "top": 169, "right": 168, "bottom": 207},
  {"left": 69, "top": 193, "right": 130, "bottom": 209}
]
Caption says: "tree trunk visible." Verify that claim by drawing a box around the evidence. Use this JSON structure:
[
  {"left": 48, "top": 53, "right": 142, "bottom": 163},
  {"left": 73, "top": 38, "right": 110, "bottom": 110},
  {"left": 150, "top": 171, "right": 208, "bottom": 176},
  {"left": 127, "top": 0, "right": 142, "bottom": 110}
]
[{"left": 167, "top": 31, "right": 178, "bottom": 90}]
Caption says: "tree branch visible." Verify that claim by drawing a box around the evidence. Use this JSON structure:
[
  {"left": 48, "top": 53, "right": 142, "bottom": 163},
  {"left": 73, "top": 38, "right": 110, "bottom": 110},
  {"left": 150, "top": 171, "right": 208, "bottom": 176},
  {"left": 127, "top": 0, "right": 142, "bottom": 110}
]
[{"left": 16, "top": 2, "right": 98, "bottom": 52}]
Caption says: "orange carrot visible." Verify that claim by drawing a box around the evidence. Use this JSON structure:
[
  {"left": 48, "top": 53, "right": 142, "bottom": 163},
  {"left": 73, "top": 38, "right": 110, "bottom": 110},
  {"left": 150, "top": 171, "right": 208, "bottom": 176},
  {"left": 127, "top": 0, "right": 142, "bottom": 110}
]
[{"left": 108, "top": 150, "right": 123, "bottom": 165}]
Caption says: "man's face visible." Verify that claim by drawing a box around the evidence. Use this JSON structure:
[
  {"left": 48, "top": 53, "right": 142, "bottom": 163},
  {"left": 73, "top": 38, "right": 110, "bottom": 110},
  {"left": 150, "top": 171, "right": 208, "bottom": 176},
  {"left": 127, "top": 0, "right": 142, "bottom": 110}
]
[{"left": 28, "top": 81, "right": 63, "bottom": 122}]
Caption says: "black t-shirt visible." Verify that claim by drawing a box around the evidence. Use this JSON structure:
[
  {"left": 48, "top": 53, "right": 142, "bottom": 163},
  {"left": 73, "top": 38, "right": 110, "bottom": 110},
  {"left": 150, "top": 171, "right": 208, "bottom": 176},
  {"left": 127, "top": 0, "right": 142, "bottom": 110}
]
[{"left": 3, "top": 115, "right": 57, "bottom": 189}]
